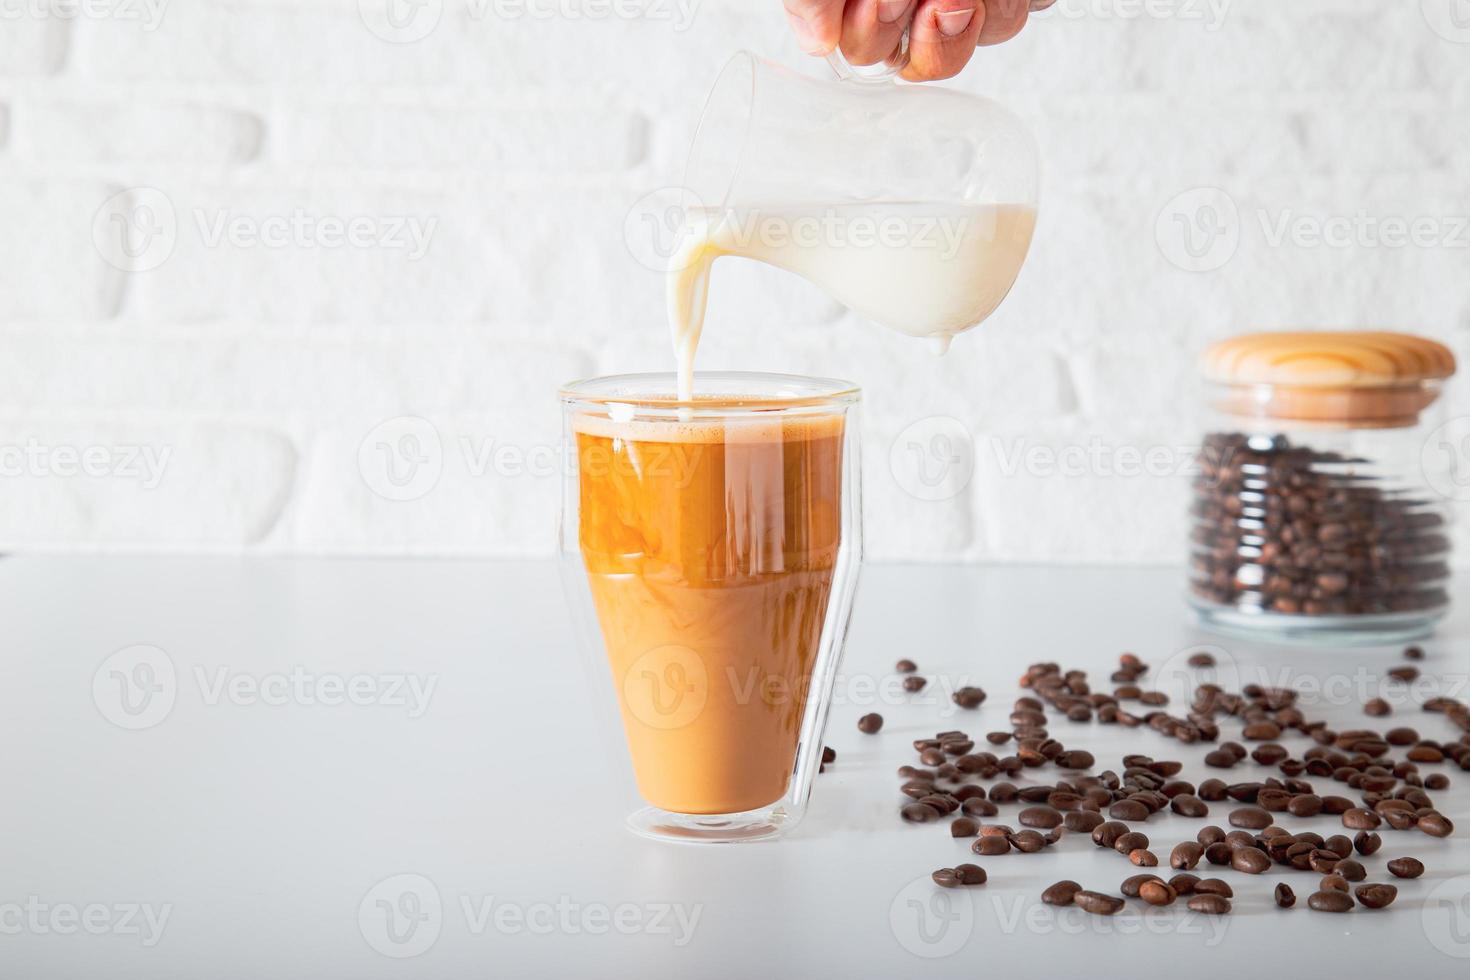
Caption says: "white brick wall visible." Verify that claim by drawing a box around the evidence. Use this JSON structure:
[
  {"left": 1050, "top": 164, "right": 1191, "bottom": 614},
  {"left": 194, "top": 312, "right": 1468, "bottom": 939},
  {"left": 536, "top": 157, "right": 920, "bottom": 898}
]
[{"left": 2, "top": 0, "right": 1468, "bottom": 562}]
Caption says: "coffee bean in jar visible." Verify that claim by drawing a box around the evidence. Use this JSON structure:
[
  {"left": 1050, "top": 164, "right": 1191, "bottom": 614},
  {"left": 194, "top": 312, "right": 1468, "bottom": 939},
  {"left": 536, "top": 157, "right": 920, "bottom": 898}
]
[{"left": 1188, "top": 332, "right": 1458, "bottom": 644}]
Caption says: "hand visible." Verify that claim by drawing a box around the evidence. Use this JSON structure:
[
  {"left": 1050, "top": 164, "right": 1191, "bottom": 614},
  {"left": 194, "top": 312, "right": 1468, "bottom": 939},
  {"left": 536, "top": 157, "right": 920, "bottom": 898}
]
[{"left": 783, "top": 0, "right": 1053, "bottom": 82}]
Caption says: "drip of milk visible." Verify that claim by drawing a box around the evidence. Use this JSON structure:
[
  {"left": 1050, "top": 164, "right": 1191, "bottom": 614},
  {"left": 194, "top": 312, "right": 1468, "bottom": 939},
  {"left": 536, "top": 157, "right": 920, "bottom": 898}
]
[{"left": 667, "top": 201, "right": 1037, "bottom": 400}]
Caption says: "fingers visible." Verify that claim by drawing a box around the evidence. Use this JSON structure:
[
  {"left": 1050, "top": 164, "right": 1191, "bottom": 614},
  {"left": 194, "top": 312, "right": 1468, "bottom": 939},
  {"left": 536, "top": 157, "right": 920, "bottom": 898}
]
[
  {"left": 902, "top": 0, "right": 986, "bottom": 82},
  {"left": 977, "top": 0, "right": 1029, "bottom": 46},
  {"left": 832, "top": 0, "right": 915, "bottom": 66},
  {"left": 783, "top": 0, "right": 847, "bottom": 55}
]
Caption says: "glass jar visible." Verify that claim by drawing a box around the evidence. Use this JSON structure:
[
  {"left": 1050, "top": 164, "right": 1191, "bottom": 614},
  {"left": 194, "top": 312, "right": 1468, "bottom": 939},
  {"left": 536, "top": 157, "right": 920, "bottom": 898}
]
[{"left": 1188, "top": 332, "right": 1458, "bottom": 645}]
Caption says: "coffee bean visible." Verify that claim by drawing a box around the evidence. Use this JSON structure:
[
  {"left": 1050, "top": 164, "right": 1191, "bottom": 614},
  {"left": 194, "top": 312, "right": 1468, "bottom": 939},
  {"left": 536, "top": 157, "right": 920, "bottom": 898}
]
[
  {"left": 1387, "top": 857, "right": 1425, "bottom": 879},
  {"left": 1335, "top": 859, "right": 1366, "bottom": 882},
  {"left": 1121, "top": 874, "right": 1162, "bottom": 898},
  {"left": 1065, "top": 811, "right": 1105, "bottom": 834},
  {"left": 950, "top": 817, "right": 979, "bottom": 838},
  {"left": 961, "top": 797, "right": 998, "bottom": 818},
  {"left": 919, "top": 748, "right": 945, "bottom": 766},
  {"left": 1129, "top": 849, "right": 1159, "bottom": 867},
  {"left": 901, "top": 803, "right": 940, "bottom": 823},
  {"left": 1009, "top": 830, "right": 1046, "bottom": 853},
  {"left": 1243, "top": 722, "right": 1282, "bottom": 741},
  {"left": 953, "top": 687, "right": 987, "bottom": 709},
  {"left": 1114, "top": 831, "right": 1150, "bottom": 855},
  {"left": 1320, "top": 874, "right": 1350, "bottom": 893},
  {"left": 1384, "top": 809, "right": 1417, "bottom": 831},
  {"left": 1204, "top": 842, "right": 1233, "bottom": 866},
  {"left": 1307, "top": 890, "right": 1355, "bottom": 913},
  {"left": 822, "top": 746, "right": 836, "bottom": 764},
  {"left": 1073, "top": 891, "right": 1125, "bottom": 916},
  {"left": 1418, "top": 811, "right": 1454, "bottom": 837},
  {"left": 1231, "top": 847, "right": 1270, "bottom": 875},
  {"left": 1204, "top": 749, "right": 1237, "bottom": 768},
  {"left": 1287, "top": 794, "right": 1323, "bottom": 818},
  {"left": 1188, "top": 651, "right": 1217, "bottom": 667},
  {"left": 1404, "top": 645, "right": 1424, "bottom": 660},
  {"left": 1324, "top": 835, "right": 1353, "bottom": 859},
  {"left": 1194, "top": 879, "right": 1233, "bottom": 898},
  {"left": 1365, "top": 698, "right": 1392, "bottom": 717},
  {"left": 1198, "top": 779, "right": 1228, "bottom": 801},
  {"left": 1222, "top": 830, "right": 1256, "bottom": 850},
  {"left": 858, "top": 713, "right": 884, "bottom": 734},
  {"left": 989, "top": 782, "right": 1020, "bottom": 803},
  {"left": 895, "top": 659, "right": 918, "bottom": 673},
  {"left": 1109, "top": 800, "right": 1151, "bottom": 822},
  {"left": 1425, "top": 773, "right": 1450, "bottom": 790},
  {"left": 1019, "top": 806, "right": 1063, "bottom": 829},
  {"left": 1229, "top": 806, "right": 1271, "bottom": 830},
  {"left": 1169, "top": 873, "right": 1200, "bottom": 895},
  {"left": 1354, "top": 884, "right": 1398, "bottom": 909},
  {"left": 973, "top": 835, "right": 1010, "bottom": 856},
  {"left": 1056, "top": 750, "right": 1096, "bottom": 770},
  {"left": 1042, "top": 880, "right": 1082, "bottom": 906},
  {"left": 1187, "top": 894, "right": 1231, "bottom": 915},
  {"left": 1139, "top": 881, "right": 1176, "bottom": 906},
  {"left": 919, "top": 794, "right": 959, "bottom": 815},
  {"left": 1274, "top": 883, "right": 1296, "bottom": 908},
  {"left": 1170, "top": 794, "right": 1208, "bottom": 818},
  {"left": 1092, "top": 821, "right": 1128, "bottom": 848},
  {"left": 932, "top": 868, "right": 960, "bottom": 888},
  {"left": 1197, "top": 825, "right": 1226, "bottom": 846},
  {"left": 979, "top": 824, "right": 1013, "bottom": 838},
  {"left": 1170, "top": 842, "right": 1204, "bottom": 870},
  {"left": 903, "top": 676, "right": 927, "bottom": 692},
  {"left": 954, "top": 863, "right": 987, "bottom": 886},
  {"left": 1351, "top": 831, "right": 1381, "bottom": 856},
  {"left": 1341, "top": 808, "right": 1380, "bottom": 830}
]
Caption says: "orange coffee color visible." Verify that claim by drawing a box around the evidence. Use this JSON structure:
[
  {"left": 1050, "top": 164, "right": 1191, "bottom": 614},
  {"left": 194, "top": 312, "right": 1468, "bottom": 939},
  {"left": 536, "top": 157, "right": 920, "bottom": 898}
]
[{"left": 576, "top": 413, "right": 844, "bottom": 815}]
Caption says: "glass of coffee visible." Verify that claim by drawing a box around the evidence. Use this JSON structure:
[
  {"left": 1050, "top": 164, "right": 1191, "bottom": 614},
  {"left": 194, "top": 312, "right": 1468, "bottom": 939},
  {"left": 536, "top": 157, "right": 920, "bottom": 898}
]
[{"left": 559, "top": 372, "right": 862, "bottom": 843}]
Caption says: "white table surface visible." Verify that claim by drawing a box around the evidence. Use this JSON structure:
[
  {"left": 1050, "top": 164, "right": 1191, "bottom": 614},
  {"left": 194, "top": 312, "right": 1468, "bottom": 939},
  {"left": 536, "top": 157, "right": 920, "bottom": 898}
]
[{"left": 3, "top": 556, "right": 1468, "bottom": 979}]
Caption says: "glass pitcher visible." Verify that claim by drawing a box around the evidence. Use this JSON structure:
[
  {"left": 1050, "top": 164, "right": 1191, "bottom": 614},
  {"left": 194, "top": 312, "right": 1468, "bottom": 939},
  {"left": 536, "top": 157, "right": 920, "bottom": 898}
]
[{"left": 672, "top": 43, "right": 1041, "bottom": 353}]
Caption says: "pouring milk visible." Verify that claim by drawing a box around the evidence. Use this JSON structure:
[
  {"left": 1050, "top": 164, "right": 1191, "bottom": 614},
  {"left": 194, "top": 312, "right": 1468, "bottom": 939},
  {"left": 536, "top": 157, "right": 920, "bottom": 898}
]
[{"left": 667, "top": 201, "right": 1037, "bottom": 400}]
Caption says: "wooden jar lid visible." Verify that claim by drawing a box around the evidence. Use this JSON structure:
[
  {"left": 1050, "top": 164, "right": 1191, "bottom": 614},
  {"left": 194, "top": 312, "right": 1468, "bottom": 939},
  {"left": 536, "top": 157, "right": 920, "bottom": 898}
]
[{"left": 1202, "top": 331, "right": 1457, "bottom": 428}]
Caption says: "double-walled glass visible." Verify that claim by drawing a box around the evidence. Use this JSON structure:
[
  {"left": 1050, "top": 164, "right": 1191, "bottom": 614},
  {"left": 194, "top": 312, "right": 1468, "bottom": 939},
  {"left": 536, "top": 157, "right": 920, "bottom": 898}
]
[
  {"left": 1189, "top": 380, "right": 1454, "bottom": 644},
  {"left": 559, "top": 372, "right": 862, "bottom": 843}
]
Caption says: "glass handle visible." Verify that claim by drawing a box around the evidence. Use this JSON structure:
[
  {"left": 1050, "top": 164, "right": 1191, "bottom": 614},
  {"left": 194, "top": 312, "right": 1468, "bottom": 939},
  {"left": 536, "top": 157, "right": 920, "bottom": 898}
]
[{"left": 824, "top": 25, "right": 910, "bottom": 83}]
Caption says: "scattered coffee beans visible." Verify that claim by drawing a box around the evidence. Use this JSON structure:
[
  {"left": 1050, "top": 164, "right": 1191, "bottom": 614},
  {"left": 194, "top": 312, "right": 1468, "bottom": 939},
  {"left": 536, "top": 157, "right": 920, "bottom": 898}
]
[
  {"left": 1187, "top": 894, "right": 1231, "bottom": 915},
  {"left": 1228, "top": 806, "right": 1271, "bottom": 830},
  {"left": 1074, "top": 891, "right": 1125, "bottom": 916},
  {"left": 1019, "top": 806, "right": 1062, "bottom": 829},
  {"left": 950, "top": 818, "right": 979, "bottom": 838},
  {"left": 1231, "top": 847, "right": 1270, "bottom": 875},
  {"left": 1355, "top": 884, "right": 1397, "bottom": 909},
  {"left": 1139, "top": 880, "right": 1177, "bottom": 906},
  {"left": 1307, "top": 890, "right": 1355, "bottom": 913},
  {"left": 952, "top": 687, "right": 987, "bottom": 709},
  {"left": 955, "top": 864, "right": 987, "bottom": 885},
  {"left": 1170, "top": 842, "right": 1204, "bottom": 870},
  {"left": 1042, "top": 880, "right": 1082, "bottom": 906},
  {"left": 932, "top": 868, "right": 960, "bottom": 888},
  {"left": 1387, "top": 857, "right": 1425, "bottom": 879}
]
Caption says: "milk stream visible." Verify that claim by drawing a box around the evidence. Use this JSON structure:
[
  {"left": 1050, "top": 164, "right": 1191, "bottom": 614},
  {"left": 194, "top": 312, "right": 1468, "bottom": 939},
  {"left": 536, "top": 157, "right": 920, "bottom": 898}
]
[{"left": 667, "top": 202, "right": 1037, "bottom": 400}]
